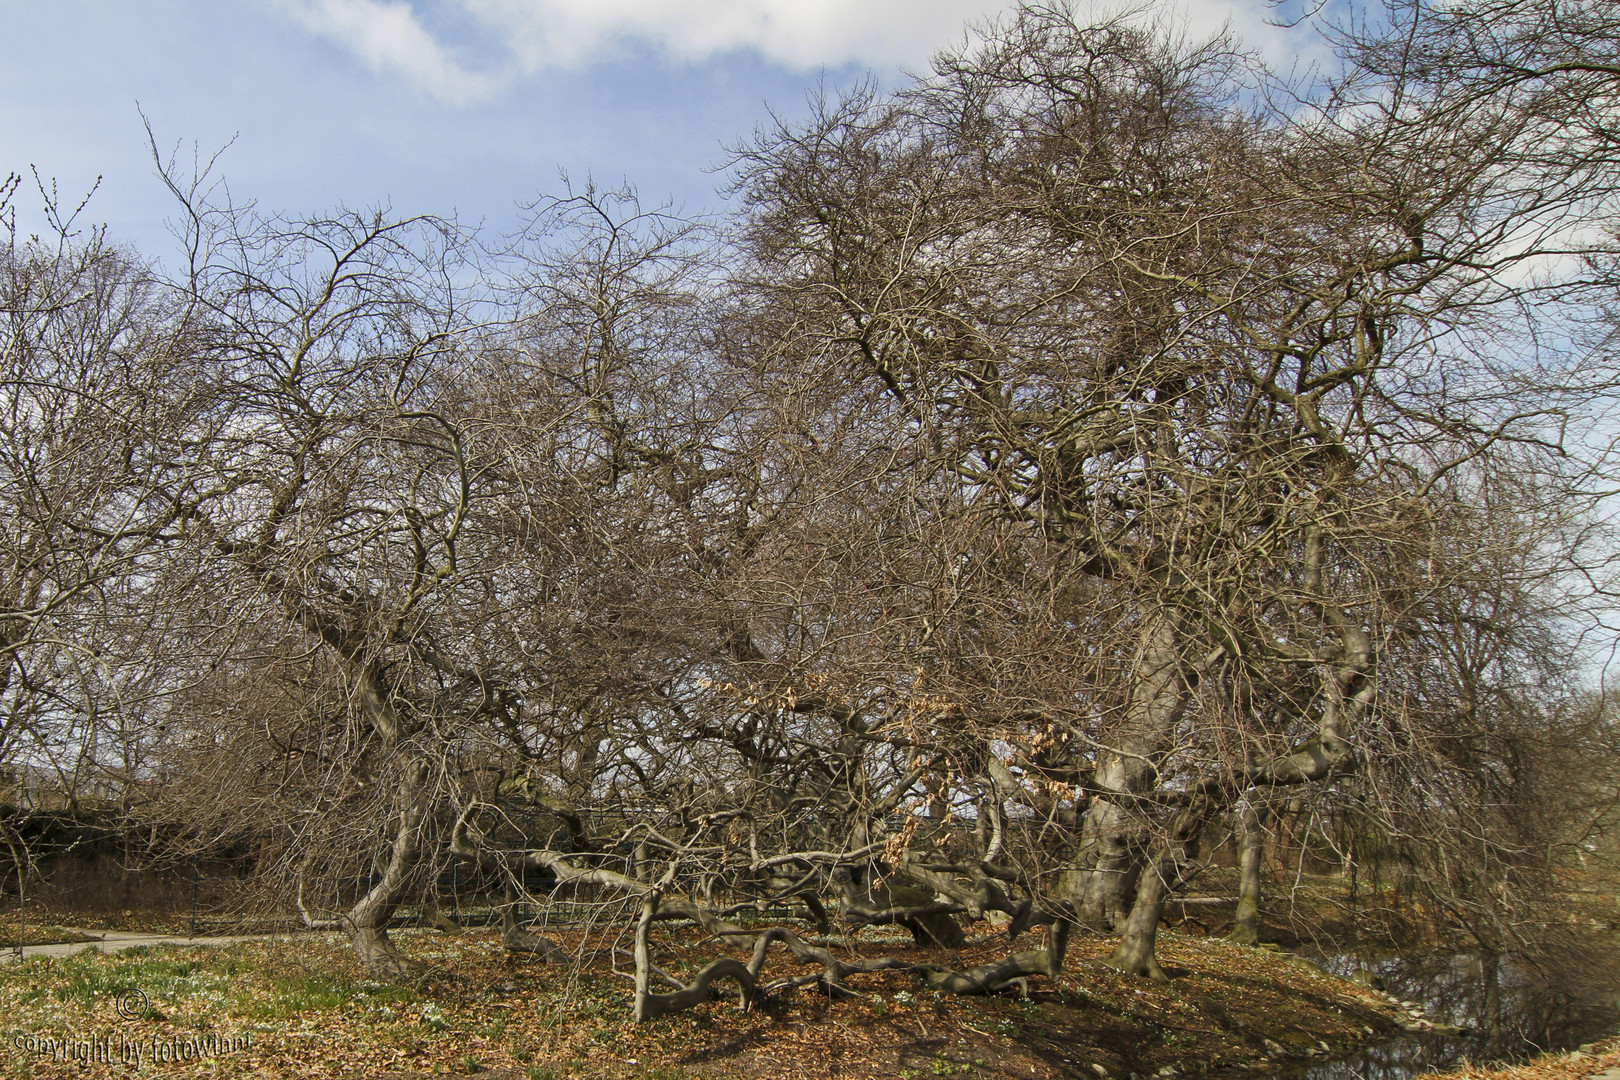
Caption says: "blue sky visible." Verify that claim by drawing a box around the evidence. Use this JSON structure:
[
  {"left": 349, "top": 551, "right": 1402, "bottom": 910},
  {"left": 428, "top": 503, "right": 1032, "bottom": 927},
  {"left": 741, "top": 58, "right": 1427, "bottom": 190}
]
[{"left": 2, "top": 0, "right": 1300, "bottom": 266}]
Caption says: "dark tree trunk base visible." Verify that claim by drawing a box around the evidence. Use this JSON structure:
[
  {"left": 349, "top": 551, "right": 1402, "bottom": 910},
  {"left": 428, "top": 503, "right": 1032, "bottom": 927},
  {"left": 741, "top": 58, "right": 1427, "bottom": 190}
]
[
  {"left": 350, "top": 924, "right": 425, "bottom": 980},
  {"left": 1104, "top": 942, "right": 1169, "bottom": 981},
  {"left": 501, "top": 908, "right": 566, "bottom": 961}
]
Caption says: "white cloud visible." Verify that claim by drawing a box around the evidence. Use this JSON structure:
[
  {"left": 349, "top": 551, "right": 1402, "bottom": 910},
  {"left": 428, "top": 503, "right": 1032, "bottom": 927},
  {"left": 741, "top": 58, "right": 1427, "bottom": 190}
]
[
  {"left": 264, "top": 0, "right": 1296, "bottom": 105},
  {"left": 262, "top": 0, "right": 1029, "bottom": 103},
  {"left": 458, "top": 0, "right": 1019, "bottom": 71},
  {"left": 269, "top": 0, "right": 502, "bottom": 104}
]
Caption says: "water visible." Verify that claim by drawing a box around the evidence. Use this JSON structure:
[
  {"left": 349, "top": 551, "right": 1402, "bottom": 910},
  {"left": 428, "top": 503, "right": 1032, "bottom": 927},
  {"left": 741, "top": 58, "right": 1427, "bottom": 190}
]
[{"left": 1277, "top": 951, "right": 1619, "bottom": 1080}]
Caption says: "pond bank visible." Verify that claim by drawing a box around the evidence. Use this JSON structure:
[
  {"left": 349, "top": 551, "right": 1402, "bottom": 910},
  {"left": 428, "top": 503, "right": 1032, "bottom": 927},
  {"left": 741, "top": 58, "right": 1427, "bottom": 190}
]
[
  {"left": 1422, "top": 1038, "right": 1620, "bottom": 1080},
  {"left": 1273, "top": 949, "right": 1620, "bottom": 1080}
]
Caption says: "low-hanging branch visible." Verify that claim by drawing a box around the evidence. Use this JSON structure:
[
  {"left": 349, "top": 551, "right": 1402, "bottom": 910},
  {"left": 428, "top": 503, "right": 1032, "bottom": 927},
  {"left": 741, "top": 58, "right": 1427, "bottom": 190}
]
[
  {"left": 922, "top": 921, "right": 1071, "bottom": 994},
  {"left": 629, "top": 889, "right": 1077, "bottom": 1022}
]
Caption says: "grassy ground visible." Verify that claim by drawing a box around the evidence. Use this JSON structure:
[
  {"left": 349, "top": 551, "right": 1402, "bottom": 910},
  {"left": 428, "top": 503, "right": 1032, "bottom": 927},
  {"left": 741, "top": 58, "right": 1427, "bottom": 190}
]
[{"left": 0, "top": 923, "right": 1406, "bottom": 1079}]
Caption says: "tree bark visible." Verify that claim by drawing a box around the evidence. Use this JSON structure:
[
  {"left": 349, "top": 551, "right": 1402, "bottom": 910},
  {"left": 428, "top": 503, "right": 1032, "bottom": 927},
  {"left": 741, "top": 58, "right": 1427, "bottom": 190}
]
[
  {"left": 636, "top": 958, "right": 757, "bottom": 1020},
  {"left": 1230, "top": 797, "right": 1264, "bottom": 946},
  {"left": 1480, "top": 950, "right": 1504, "bottom": 1057},
  {"left": 838, "top": 874, "right": 966, "bottom": 947},
  {"left": 1108, "top": 792, "right": 1213, "bottom": 980},
  {"left": 1107, "top": 855, "right": 1171, "bottom": 981},
  {"left": 635, "top": 892, "right": 764, "bottom": 1021},
  {"left": 632, "top": 891, "right": 660, "bottom": 1022},
  {"left": 343, "top": 762, "right": 430, "bottom": 980},
  {"left": 1070, "top": 610, "right": 1188, "bottom": 929}
]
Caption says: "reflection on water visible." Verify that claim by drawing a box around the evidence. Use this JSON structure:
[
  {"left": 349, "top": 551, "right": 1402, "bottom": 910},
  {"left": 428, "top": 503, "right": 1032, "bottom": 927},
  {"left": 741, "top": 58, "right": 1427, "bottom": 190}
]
[{"left": 1279, "top": 951, "right": 1618, "bottom": 1080}]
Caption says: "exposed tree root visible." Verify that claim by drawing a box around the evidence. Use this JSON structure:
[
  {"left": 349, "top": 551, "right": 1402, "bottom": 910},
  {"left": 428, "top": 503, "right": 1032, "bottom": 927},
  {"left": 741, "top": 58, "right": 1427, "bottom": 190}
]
[
  {"left": 922, "top": 921, "right": 1071, "bottom": 995},
  {"left": 1103, "top": 948, "right": 1168, "bottom": 981},
  {"left": 747, "top": 926, "right": 916, "bottom": 992},
  {"left": 922, "top": 949, "right": 1054, "bottom": 993},
  {"left": 351, "top": 924, "right": 428, "bottom": 980},
  {"left": 636, "top": 958, "right": 758, "bottom": 1020}
]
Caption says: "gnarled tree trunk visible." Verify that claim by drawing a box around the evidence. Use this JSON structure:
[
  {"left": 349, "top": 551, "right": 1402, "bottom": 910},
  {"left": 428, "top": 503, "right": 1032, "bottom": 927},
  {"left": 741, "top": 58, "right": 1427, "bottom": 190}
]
[
  {"left": 1108, "top": 852, "right": 1173, "bottom": 980},
  {"left": 345, "top": 762, "right": 430, "bottom": 979},
  {"left": 1069, "top": 610, "right": 1188, "bottom": 929},
  {"left": 1230, "top": 796, "right": 1264, "bottom": 946}
]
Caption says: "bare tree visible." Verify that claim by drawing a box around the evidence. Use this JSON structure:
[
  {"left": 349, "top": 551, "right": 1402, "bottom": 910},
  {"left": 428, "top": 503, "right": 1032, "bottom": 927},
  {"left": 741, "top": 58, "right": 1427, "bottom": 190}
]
[
  {"left": 0, "top": 170, "right": 211, "bottom": 918},
  {"left": 725, "top": 0, "right": 1620, "bottom": 976},
  {"left": 8, "top": 0, "right": 1617, "bottom": 1023}
]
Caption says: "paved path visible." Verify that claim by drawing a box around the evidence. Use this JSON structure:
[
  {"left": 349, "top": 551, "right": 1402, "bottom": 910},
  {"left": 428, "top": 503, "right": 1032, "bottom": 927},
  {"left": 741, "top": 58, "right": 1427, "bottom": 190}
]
[{"left": 1, "top": 928, "right": 334, "bottom": 963}]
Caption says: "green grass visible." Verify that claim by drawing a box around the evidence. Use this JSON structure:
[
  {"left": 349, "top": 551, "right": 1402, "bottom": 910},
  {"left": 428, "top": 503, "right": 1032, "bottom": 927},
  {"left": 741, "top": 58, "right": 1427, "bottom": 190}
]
[
  {"left": 252, "top": 971, "right": 400, "bottom": 1017},
  {"left": 0, "top": 940, "right": 430, "bottom": 1026},
  {"left": 38, "top": 951, "right": 162, "bottom": 1009}
]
